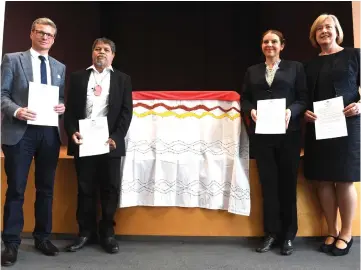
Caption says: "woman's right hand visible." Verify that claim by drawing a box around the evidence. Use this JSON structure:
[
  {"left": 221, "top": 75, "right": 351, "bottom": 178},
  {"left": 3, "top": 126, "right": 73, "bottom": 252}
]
[
  {"left": 304, "top": 110, "right": 317, "bottom": 123},
  {"left": 251, "top": 109, "right": 257, "bottom": 122}
]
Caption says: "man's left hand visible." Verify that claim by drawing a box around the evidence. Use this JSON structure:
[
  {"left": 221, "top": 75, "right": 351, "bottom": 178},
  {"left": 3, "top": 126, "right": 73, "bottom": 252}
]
[
  {"left": 54, "top": 103, "right": 65, "bottom": 114},
  {"left": 106, "top": 138, "right": 116, "bottom": 151}
]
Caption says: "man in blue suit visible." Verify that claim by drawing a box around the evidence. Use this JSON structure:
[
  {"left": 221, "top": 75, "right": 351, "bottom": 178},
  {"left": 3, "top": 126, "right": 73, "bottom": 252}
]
[{"left": 1, "top": 17, "right": 66, "bottom": 267}]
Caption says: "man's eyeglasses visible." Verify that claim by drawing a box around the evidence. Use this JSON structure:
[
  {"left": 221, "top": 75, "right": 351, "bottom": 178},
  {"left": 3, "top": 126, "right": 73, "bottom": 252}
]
[{"left": 33, "top": 30, "right": 55, "bottom": 39}]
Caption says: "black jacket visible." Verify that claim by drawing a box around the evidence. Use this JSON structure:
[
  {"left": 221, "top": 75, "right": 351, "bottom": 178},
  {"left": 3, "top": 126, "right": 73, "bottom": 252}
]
[
  {"left": 241, "top": 60, "right": 308, "bottom": 133},
  {"left": 64, "top": 68, "right": 133, "bottom": 158}
]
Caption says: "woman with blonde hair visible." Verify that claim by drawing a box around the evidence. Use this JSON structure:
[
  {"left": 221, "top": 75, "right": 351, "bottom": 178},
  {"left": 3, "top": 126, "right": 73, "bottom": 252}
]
[{"left": 304, "top": 14, "right": 360, "bottom": 256}]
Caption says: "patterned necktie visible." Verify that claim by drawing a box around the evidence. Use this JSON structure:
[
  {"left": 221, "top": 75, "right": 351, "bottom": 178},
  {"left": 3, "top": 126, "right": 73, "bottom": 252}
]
[{"left": 39, "top": 55, "right": 47, "bottom": 84}]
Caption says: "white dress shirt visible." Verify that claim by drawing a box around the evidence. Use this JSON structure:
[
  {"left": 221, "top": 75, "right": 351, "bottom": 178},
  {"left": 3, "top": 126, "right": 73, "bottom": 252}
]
[
  {"left": 85, "top": 65, "right": 113, "bottom": 119},
  {"left": 14, "top": 48, "right": 52, "bottom": 117},
  {"left": 30, "top": 47, "right": 52, "bottom": 85}
]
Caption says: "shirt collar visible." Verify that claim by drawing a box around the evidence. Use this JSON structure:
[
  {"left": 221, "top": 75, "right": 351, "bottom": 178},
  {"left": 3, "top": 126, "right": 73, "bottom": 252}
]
[
  {"left": 86, "top": 65, "right": 114, "bottom": 74},
  {"left": 265, "top": 59, "right": 281, "bottom": 70},
  {"left": 30, "top": 48, "right": 49, "bottom": 61}
]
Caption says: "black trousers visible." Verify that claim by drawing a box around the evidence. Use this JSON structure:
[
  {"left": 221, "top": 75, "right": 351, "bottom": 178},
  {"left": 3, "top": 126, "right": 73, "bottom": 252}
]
[
  {"left": 252, "top": 131, "right": 301, "bottom": 241},
  {"left": 74, "top": 154, "right": 121, "bottom": 238}
]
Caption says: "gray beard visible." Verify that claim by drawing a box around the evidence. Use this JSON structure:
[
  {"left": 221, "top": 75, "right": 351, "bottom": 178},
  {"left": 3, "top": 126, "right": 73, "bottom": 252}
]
[{"left": 95, "top": 60, "right": 105, "bottom": 68}]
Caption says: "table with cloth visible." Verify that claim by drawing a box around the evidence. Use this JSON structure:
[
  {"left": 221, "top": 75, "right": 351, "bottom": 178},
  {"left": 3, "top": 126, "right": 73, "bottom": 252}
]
[
  {"left": 119, "top": 91, "right": 250, "bottom": 216},
  {"left": 1, "top": 91, "right": 359, "bottom": 236}
]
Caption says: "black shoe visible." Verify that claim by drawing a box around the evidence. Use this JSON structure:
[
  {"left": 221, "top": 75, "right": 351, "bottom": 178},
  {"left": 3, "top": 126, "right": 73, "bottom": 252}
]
[
  {"left": 280, "top": 240, "right": 293, "bottom": 255},
  {"left": 1, "top": 244, "right": 18, "bottom": 267},
  {"left": 34, "top": 239, "right": 59, "bottom": 256},
  {"left": 256, "top": 235, "right": 277, "bottom": 253},
  {"left": 320, "top": 235, "right": 338, "bottom": 253},
  {"left": 100, "top": 236, "right": 119, "bottom": 254},
  {"left": 65, "top": 235, "right": 98, "bottom": 252},
  {"left": 331, "top": 237, "right": 353, "bottom": 256}
]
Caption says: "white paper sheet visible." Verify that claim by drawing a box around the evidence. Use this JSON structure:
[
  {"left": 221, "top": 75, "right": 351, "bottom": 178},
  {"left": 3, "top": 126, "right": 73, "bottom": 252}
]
[
  {"left": 255, "top": 98, "right": 286, "bottom": 134},
  {"left": 79, "top": 117, "right": 110, "bottom": 157},
  {"left": 27, "top": 82, "right": 59, "bottom": 126},
  {"left": 313, "top": 96, "right": 348, "bottom": 140}
]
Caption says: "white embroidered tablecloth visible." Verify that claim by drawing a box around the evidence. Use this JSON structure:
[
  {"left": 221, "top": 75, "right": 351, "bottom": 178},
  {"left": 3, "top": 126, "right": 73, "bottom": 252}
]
[{"left": 119, "top": 91, "right": 250, "bottom": 215}]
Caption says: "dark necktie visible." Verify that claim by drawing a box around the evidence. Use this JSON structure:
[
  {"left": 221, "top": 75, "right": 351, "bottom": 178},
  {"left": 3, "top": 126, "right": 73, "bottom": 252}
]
[{"left": 38, "top": 55, "right": 47, "bottom": 84}]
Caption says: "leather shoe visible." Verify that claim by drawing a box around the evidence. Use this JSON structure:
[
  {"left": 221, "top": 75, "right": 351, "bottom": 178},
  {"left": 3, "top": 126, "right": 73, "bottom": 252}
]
[
  {"left": 100, "top": 236, "right": 119, "bottom": 254},
  {"left": 34, "top": 239, "right": 59, "bottom": 256},
  {"left": 256, "top": 235, "right": 276, "bottom": 253},
  {"left": 320, "top": 235, "right": 338, "bottom": 253},
  {"left": 66, "top": 235, "right": 98, "bottom": 252},
  {"left": 280, "top": 240, "right": 293, "bottom": 255},
  {"left": 331, "top": 237, "right": 353, "bottom": 256},
  {"left": 1, "top": 244, "right": 18, "bottom": 267}
]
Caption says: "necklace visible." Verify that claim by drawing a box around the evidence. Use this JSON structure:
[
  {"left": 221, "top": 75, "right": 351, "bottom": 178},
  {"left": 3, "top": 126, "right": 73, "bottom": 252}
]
[{"left": 92, "top": 70, "right": 109, "bottom": 96}]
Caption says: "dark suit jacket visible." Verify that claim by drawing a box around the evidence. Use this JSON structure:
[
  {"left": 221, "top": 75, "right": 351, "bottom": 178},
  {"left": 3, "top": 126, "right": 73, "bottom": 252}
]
[
  {"left": 241, "top": 60, "right": 308, "bottom": 134},
  {"left": 304, "top": 48, "right": 360, "bottom": 109},
  {"left": 64, "top": 68, "right": 133, "bottom": 158}
]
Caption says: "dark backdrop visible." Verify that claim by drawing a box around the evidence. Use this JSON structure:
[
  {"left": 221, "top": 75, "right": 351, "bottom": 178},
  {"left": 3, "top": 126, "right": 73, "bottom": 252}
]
[
  {"left": 99, "top": 1, "right": 355, "bottom": 91},
  {"left": 3, "top": 1, "right": 354, "bottom": 91},
  {"left": 2, "top": 1, "right": 355, "bottom": 143}
]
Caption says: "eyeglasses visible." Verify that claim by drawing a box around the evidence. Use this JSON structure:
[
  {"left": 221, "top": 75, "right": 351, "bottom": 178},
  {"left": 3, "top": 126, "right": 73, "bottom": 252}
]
[{"left": 33, "top": 30, "right": 55, "bottom": 39}]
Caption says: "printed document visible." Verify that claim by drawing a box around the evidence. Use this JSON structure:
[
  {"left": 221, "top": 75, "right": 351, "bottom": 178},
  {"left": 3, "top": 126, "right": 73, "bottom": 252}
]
[
  {"left": 313, "top": 96, "right": 347, "bottom": 140},
  {"left": 255, "top": 98, "right": 286, "bottom": 134},
  {"left": 27, "top": 82, "right": 59, "bottom": 126},
  {"left": 79, "top": 117, "right": 110, "bottom": 157}
]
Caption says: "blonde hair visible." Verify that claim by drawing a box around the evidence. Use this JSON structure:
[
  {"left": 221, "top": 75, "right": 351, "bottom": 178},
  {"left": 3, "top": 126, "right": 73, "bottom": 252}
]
[
  {"left": 309, "top": 14, "right": 343, "bottom": 48},
  {"left": 31, "top": 17, "right": 57, "bottom": 36}
]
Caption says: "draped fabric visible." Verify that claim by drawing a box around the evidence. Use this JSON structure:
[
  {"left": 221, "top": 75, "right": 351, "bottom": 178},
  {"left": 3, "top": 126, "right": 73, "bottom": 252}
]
[{"left": 120, "top": 91, "right": 250, "bottom": 216}]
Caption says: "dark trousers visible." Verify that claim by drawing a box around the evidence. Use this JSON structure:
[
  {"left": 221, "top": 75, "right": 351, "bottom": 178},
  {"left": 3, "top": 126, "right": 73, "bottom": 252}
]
[
  {"left": 252, "top": 131, "right": 301, "bottom": 241},
  {"left": 74, "top": 154, "right": 121, "bottom": 238},
  {"left": 2, "top": 126, "right": 60, "bottom": 246}
]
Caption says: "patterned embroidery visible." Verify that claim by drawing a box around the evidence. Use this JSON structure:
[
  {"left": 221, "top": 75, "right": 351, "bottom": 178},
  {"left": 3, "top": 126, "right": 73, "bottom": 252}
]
[
  {"left": 134, "top": 103, "right": 241, "bottom": 113},
  {"left": 133, "top": 110, "right": 240, "bottom": 120},
  {"left": 120, "top": 99, "right": 250, "bottom": 216}
]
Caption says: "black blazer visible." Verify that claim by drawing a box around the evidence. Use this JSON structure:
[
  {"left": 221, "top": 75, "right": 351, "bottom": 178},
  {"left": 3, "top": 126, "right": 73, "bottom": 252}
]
[
  {"left": 304, "top": 48, "right": 360, "bottom": 110},
  {"left": 64, "top": 68, "right": 133, "bottom": 158},
  {"left": 241, "top": 60, "right": 308, "bottom": 133}
]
